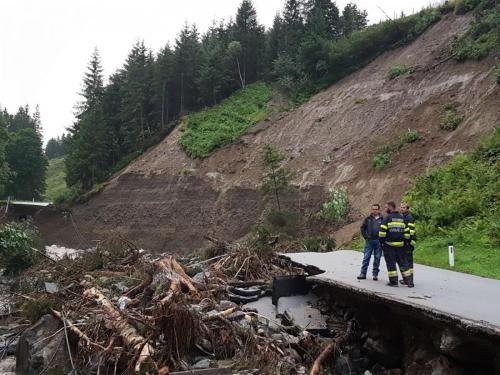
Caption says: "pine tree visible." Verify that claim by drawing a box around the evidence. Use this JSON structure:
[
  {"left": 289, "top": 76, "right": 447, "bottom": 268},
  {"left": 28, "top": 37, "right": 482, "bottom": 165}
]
[
  {"left": 174, "top": 25, "right": 201, "bottom": 114},
  {"left": 283, "top": 0, "right": 305, "bottom": 51},
  {"left": 0, "top": 113, "right": 10, "bottom": 197},
  {"left": 305, "top": 0, "right": 341, "bottom": 39},
  {"left": 340, "top": 3, "right": 368, "bottom": 37},
  {"left": 198, "top": 22, "right": 234, "bottom": 105},
  {"left": 119, "top": 41, "right": 155, "bottom": 153},
  {"left": 102, "top": 71, "right": 125, "bottom": 166},
  {"left": 65, "top": 48, "right": 110, "bottom": 190},
  {"left": 5, "top": 128, "right": 48, "bottom": 200},
  {"left": 45, "top": 136, "right": 67, "bottom": 159},
  {"left": 9, "top": 105, "right": 33, "bottom": 133},
  {"left": 231, "top": 0, "right": 266, "bottom": 86},
  {"left": 268, "top": 14, "right": 286, "bottom": 62},
  {"left": 153, "top": 44, "right": 175, "bottom": 128}
]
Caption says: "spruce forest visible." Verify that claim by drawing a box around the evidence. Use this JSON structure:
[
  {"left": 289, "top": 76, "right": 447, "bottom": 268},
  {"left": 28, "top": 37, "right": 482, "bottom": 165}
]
[{"left": 58, "top": 0, "right": 446, "bottom": 199}]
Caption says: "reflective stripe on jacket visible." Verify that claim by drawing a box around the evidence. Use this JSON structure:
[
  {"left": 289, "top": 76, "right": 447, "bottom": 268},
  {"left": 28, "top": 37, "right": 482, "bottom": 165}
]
[
  {"left": 403, "top": 213, "right": 416, "bottom": 246},
  {"left": 379, "top": 211, "right": 410, "bottom": 247}
]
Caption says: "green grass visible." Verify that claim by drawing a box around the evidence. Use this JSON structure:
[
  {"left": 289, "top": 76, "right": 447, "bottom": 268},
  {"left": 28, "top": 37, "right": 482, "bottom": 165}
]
[
  {"left": 414, "top": 225, "right": 500, "bottom": 279},
  {"left": 372, "top": 130, "right": 422, "bottom": 169},
  {"left": 387, "top": 65, "right": 413, "bottom": 80},
  {"left": 44, "top": 157, "right": 69, "bottom": 202},
  {"left": 405, "top": 128, "right": 500, "bottom": 279},
  {"left": 180, "top": 82, "right": 274, "bottom": 158},
  {"left": 440, "top": 103, "right": 464, "bottom": 130},
  {"left": 453, "top": 0, "right": 499, "bottom": 61}
]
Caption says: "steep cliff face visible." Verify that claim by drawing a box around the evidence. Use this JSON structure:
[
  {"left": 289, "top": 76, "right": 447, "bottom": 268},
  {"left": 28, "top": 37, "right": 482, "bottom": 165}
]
[{"left": 41, "top": 14, "right": 499, "bottom": 252}]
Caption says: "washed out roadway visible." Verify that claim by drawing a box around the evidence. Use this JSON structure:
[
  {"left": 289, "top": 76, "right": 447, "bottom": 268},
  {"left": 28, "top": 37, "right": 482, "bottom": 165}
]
[{"left": 282, "top": 250, "right": 500, "bottom": 336}]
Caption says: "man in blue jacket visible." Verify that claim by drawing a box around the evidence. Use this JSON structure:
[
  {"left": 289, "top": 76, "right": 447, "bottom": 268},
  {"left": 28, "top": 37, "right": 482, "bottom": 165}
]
[{"left": 357, "top": 203, "right": 383, "bottom": 281}]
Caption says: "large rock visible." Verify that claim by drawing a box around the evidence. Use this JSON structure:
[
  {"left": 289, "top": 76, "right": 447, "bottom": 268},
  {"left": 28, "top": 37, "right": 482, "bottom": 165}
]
[
  {"left": 363, "top": 337, "right": 401, "bottom": 368},
  {"left": 16, "top": 314, "right": 74, "bottom": 375}
]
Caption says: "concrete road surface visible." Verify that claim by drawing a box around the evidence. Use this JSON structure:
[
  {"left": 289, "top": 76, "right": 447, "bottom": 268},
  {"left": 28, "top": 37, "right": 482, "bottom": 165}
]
[{"left": 283, "top": 250, "right": 500, "bottom": 335}]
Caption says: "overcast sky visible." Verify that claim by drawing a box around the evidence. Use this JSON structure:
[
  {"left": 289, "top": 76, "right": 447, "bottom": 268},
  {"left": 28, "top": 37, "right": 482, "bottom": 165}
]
[{"left": 0, "top": 0, "right": 439, "bottom": 143}]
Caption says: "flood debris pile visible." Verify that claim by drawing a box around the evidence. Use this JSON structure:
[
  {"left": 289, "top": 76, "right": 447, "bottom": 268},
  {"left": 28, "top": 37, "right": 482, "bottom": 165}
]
[{"left": 0, "top": 237, "right": 358, "bottom": 375}]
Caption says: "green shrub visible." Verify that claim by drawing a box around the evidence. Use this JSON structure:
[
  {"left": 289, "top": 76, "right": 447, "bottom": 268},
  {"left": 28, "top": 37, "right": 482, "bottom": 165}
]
[
  {"left": 373, "top": 145, "right": 395, "bottom": 169},
  {"left": 21, "top": 297, "right": 60, "bottom": 322},
  {"left": 180, "top": 83, "right": 273, "bottom": 158},
  {"left": 473, "top": 126, "right": 500, "bottom": 163},
  {"left": 54, "top": 186, "right": 82, "bottom": 206},
  {"left": 387, "top": 65, "right": 413, "bottom": 79},
  {"left": 454, "top": 0, "right": 482, "bottom": 14},
  {"left": 440, "top": 104, "right": 465, "bottom": 130},
  {"left": 453, "top": 1, "right": 498, "bottom": 61},
  {"left": 400, "top": 130, "right": 422, "bottom": 144},
  {"left": 266, "top": 211, "right": 300, "bottom": 236},
  {"left": 495, "top": 62, "right": 500, "bottom": 84},
  {"left": 404, "top": 129, "right": 500, "bottom": 278},
  {"left": 354, "top": 98, "right": 367, "bottom": 105},
  {"left": 302, "top": 236, "right": 335, "bottom": 252},
  {"left": 252, "top": 224, "right": 274, "bottom": 258},
  {"left": 0, "top": 221, "right": 42, "bottom": 275},
  {"left": 318, "top": 187, "right": 350, "bottom": 224}
]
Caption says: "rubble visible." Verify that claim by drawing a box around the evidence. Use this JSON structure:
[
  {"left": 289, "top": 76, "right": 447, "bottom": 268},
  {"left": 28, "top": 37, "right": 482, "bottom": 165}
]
[{"left": 0, "top": 236, "right": 360, "bottom": 374}]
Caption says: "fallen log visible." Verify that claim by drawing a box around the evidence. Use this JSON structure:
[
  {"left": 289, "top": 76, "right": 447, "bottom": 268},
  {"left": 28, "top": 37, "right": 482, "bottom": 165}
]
[
  {"left": 83, "top": 287, "right": 154, "bottom": 373},
  {"left": 155, "top": 256, "right": 199, "bottom": 298},
  {"left": 309, "top": 321, "right": 353, "bottom": 375}
]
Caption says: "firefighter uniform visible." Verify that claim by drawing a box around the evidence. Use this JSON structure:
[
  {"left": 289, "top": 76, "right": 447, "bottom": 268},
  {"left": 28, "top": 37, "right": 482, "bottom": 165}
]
[
  {"left": 379, "top": 211, "right": 413, "bottom": 286},
  {"left": 403, "top": 212, "right": 416, "bottom": 277}
]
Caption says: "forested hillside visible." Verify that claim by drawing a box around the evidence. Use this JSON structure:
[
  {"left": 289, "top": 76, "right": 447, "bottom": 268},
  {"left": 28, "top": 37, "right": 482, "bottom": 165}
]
[
  {"left": 0, "top": 106, "right": 47, "bottom": 200},
  {"left": 38, "top": 0, "right": 498, "bottom": 253},
  {"left": 62, "top": 0, "right": 459, "bottom": 200}
]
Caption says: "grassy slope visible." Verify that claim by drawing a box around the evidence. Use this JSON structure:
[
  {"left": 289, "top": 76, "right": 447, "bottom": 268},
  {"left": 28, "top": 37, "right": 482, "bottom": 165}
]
[
  {"left": 180, "top": 82, "right": 274, "bottom": 158},
  {"left": 351, "top": 130, "right": 499, "bottom": 279},
  {"left": 405, "top": 129, "right": 499, "bottom": 279},
  {"left": 44, "top": 157, "right": 69, "bottom": 202}
]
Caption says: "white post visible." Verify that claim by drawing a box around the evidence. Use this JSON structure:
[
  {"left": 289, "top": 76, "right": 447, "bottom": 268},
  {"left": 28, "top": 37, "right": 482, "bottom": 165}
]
[
  {"left": 4, "top": 196, "right": 10, "bottom": 213},
  {"left": 448, "top": 242, "right": 455, "bottom": 269}
]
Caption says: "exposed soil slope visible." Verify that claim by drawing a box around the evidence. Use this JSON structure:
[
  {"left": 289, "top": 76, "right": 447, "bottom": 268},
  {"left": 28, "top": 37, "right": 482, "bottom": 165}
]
[{"left": 41, "top": 14, "right": 499, "bottom": 251}]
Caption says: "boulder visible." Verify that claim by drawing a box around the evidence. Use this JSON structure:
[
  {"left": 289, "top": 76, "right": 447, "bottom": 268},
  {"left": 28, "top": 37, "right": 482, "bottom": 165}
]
[
  {"left": 16, "top": 314, "right": 74, "bottom": 375},
  {"left": 363, "top": 337, "right": 401, "bottom": 368}
]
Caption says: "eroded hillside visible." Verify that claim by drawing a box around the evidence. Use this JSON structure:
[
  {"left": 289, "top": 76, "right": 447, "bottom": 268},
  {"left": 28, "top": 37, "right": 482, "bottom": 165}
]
[{"left": 42, "top": 14, "right": 499, "bottom": 251}]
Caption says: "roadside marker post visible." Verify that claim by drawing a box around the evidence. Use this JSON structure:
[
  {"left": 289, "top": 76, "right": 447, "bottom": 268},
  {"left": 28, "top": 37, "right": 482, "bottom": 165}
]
[{"left": 448, "top": 242, "right": 455, "bottom": 269}]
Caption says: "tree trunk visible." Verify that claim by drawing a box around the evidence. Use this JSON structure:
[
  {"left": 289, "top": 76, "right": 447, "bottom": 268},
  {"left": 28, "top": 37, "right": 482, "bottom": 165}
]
[{"left": 83, "top": 287, "right": 154, "bottom": 373}]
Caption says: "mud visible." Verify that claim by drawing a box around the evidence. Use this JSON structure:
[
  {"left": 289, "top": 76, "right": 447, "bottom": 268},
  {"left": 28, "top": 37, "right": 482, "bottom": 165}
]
[{"left": 37, "top": 13, "right": 499, "bottom": 252}]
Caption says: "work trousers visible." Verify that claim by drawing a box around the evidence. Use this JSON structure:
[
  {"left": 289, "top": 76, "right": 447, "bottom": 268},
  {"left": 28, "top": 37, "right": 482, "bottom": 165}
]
[
  {"left": 382, "top": 244, "right": 412, "bottom": 285},
  {"left": 404, "top": 245, "right": 414, "bottom": 272}
]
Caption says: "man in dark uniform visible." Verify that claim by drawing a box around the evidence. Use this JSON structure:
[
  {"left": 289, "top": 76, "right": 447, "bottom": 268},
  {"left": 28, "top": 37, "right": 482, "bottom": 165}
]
[
  {"left": 400, "top": 202, "right": 416, "bottom": 285},
  {"left": 378, "top": 201, "right": 414, "bottom": 287}
]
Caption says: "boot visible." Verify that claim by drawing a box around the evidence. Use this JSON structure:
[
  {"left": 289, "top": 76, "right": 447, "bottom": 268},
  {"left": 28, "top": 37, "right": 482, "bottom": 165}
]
[
  {"left": 357, "top": 274, "right": 366, "bottom": 280},
  {"left": 406, "top": 275, "right": 414, "bottom": 288}
]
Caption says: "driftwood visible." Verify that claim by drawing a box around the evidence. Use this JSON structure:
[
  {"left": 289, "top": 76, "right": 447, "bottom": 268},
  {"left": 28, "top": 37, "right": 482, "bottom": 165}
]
[
  {"left": 309, "top": 321, "right": 354, "bottom": 375},
  {"left": 51, "top": 309, "right": 106, "bottom": 350},
  {"left": 83, "top": 287, "right": 154, "bottom": 373},
  {"left": 154, "top": 256, "right": 199, "bottom": 297}
]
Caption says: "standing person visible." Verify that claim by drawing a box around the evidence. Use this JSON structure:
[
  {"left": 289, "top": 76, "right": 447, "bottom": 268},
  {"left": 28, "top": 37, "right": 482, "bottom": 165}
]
[
  {"left": 378, "top": 201, "right": 413, "bottom": 287},
  {"left": 400, "top": 202, "right": 416, "bottom": 285},
  {"left": 357, "top": 204, "right": 383, "bottom": 281}
]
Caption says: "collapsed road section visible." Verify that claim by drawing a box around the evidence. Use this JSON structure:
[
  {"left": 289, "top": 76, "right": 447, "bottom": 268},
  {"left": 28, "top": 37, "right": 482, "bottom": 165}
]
[{"left": 282, "top": 250, "right": 500, "bottom": 374}]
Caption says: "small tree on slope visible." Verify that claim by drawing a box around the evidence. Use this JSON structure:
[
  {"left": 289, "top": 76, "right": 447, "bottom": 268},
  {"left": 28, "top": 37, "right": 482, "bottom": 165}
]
[{"left": 261, "top": 145, "right": 292, "bottom": 211}]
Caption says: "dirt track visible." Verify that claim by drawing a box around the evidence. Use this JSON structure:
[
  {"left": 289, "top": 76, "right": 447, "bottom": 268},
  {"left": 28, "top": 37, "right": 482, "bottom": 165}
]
[{"left": 39, "top": 13, "right": 500, "bottom": 252}]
